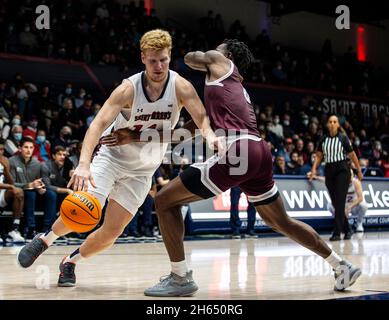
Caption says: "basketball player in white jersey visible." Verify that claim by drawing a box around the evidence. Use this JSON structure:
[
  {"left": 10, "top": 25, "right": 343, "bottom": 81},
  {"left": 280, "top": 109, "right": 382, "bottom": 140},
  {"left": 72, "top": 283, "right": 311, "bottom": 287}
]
[
  {"left": 310, "top": 169, "right": 367, "bottom": 233},
  {"left": 17, "top": 29, "right": 224, "bottom": 287}
]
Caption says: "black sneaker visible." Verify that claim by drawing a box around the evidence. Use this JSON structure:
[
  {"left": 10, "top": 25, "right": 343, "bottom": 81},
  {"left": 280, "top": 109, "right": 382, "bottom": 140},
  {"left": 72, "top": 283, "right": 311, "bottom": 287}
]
[
  {"left": 329, "top": 234, "right": 341, "bottom": 241},
  {"left": 246, "top": 230, "right": 257, "bottom": 238},
  {"left": 17, "top": 233, "right": 48, "bottom": 268},
  {"left": 58, "top": 258, "right": 76, "bottom": 287},
  {"left": 231, "top": 231, "right": 241, "bottom": 239},
  {"left": 343, "top": 232, "right": 353, "bottom": 240},
  {"left": 143, "top": 228, "right": 154, "bottom": 238},
  {"left": 128, "top": 230, "right": 142, "bottom": 238}
]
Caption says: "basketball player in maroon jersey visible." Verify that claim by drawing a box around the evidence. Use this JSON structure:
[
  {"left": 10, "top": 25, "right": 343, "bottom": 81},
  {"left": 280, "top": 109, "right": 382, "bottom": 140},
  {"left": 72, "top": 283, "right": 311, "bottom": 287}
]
[{"left": 104, "top": 39, "right": 362, "bottom": 297}]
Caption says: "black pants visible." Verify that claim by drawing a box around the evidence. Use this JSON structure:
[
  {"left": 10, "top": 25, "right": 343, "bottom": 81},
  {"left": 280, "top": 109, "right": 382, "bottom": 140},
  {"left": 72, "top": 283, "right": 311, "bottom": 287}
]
[{"left": 325, "top": 161, "right": 351, "bottom": 235}]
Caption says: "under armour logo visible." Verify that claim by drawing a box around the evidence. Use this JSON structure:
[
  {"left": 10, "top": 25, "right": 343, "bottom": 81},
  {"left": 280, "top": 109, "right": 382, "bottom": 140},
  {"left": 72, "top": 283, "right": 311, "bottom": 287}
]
[
  {"left": 137, "top": 108, "right": 144, "bottom": 113},
  {"left": 168, "top": 104, "right": 173, "bottom": 108}
]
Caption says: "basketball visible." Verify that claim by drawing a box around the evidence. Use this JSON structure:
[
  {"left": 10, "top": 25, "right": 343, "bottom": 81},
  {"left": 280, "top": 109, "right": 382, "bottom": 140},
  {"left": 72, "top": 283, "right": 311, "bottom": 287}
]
[{"left": 60, "top": 192, "right": 102, "bottom": 233}]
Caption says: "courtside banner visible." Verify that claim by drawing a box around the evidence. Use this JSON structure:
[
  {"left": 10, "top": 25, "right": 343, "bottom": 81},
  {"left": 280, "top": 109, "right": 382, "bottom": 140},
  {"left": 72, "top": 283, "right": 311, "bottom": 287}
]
[
  {"left": 245, "top": 83, "right": 389, "bottom": 119},
  {"left": 187, "top": 177, "right": 389, "bottom": 233}
]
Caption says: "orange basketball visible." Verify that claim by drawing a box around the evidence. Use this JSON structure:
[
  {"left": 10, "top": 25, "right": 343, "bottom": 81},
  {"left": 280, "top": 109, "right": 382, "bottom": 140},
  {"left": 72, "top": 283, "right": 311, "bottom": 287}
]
[{"left": 60, "top": 191, "right": 102, "bottom": 233}]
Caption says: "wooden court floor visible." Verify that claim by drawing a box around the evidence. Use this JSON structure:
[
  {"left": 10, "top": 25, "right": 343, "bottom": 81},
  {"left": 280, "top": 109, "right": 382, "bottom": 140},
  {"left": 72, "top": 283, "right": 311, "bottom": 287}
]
[{"left": 1, "top": 231, "right": 388, "bottom": 300}]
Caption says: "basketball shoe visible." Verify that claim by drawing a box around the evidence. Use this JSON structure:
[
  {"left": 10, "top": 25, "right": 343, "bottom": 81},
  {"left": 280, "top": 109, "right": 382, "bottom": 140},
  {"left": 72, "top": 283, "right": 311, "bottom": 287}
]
[
  {"left": 58, "top": 258, "right": 76, "bottom": 287},
  {"left": 334, "top": 260, "right": 362, "bottom": 291},
  {"left": 17, "top": 233, "right": 48, "bottom": 268},
  {"left": 144, "top": 270, "right": 198, "bottom": 297}
]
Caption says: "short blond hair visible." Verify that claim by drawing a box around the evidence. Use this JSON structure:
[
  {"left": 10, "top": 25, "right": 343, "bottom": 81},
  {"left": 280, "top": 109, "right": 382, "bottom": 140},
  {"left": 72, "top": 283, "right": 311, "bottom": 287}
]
[{"left": 140, "top": 29, "right": 172, "bottom": 52}]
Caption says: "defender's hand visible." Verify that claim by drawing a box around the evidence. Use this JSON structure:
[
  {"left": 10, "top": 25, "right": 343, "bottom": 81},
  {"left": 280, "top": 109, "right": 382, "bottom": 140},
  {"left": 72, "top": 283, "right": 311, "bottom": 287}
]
[{"left": 100, "top": 128, "right": 138, "bottom": 146}]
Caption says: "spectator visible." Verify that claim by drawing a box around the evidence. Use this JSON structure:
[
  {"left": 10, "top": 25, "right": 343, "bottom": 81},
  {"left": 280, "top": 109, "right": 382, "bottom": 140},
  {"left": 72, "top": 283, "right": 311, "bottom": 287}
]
[
  {"left": 33, "top": 130, "right": 51, "bottom": 162},
  {"left": 86, "top": 104, "right": 101, "bottom": 127},
  {"left": 23, "top": 116, "right": 39, "bottom": 140},
  {"left": 5, "top": 125, "right": 22, "bottom": 157},
  {"left": 268, "top": 115, "right": 283, "bottom": 138},
  {"left": 41, "top": 146, "right": 74, "bottom": 211},
  {"left": 295, "top": 139, "right": 308, "bottom": 163},
  {"left": 273, "top": 155, "right": 287, "bottom": 175},
  {"left": 57, "top": 83, "right": 75, "bottom": 106},
  {"left": 9, "top": 137, "right": 57, "bottom": 239},
  {"left": 286, "top": 151, "right": 301, "bottom": 175},
  {"left": 282, "top": 114, "right": 294, "bottom": 138},
  {"left": 69, "top": 141, "right": 82, "bottom": 168},
  {"left": 58, "top": 98, "right": 82, "bottom": 138},
  {"left": 74, "top": 88, "right": 87, "bottom": 108},
  {"left": 52, "top": 126, "right": 72, "bottom": 152},
  {"left": 0, "top": 138, "right": 25, "bottom": 243},
  {"left": 77, "top": 94, "right": 94, "bottom": 135}
]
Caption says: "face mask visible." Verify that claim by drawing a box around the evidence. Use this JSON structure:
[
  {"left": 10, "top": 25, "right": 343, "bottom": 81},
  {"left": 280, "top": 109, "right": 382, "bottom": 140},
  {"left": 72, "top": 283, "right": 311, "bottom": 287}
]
[
  {"left": 80, "top": 92, "right": 86, "bottom": 98},
  {"left": 12, "top": 118, "right": 21, "bottom": 125},
  {"left": 302, "top": 120, "right": 309, "bottom": 126},
  {"left": 14, "top": 133, "right": 22, "bottom": 141},
  {"left": 65, "top": 88, "right": 72, "bottom": 95},
  {"left": 283, "top": 120, "right": 290, "bottom": 126},
  {"left": 354, "top": 139, "right": 360, "bottom": 147},
  {"left": 63, "top": 133, "right": 71, "bottom": 140},
  {"left": 37, "top": 136, "right": 46, "bottom": 144},
  {"left": 259, "top": 125, "right": 265, "bottom": 131}
]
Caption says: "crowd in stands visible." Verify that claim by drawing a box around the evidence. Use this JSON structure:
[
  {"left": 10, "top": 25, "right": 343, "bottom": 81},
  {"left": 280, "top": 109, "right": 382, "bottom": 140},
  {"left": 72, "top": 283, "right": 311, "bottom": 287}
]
[
  {"left": 1, "top": 0, "right": 389, "bottom": 243},
  {"left": 1, "top": 0, "right": 388, "bottom": 98}
]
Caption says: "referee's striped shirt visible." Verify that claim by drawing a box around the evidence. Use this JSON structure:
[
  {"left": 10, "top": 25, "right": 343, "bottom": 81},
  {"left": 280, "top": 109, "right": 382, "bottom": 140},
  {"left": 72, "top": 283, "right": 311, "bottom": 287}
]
[{"left": 317, "top": 132, "right": 354, "bottom": 163}]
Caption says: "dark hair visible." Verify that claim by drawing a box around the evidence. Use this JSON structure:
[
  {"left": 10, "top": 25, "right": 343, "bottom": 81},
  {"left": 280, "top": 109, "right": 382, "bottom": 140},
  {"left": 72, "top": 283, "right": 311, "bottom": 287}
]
[
  {"left": 223, "top": 39, "right": 254, "bottom": 74},
  {"left": 53, "top": 145, "right": 66, "bottom": 155},
  {"left": 0, "top": 138, "right": 5, "bottom": 145},
  {"left": 20, "top": 136, "right": 34, "bottom": 147}
]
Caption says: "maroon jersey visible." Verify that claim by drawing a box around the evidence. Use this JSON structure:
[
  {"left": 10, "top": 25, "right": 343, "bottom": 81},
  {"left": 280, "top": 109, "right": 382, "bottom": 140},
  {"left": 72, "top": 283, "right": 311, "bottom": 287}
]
[{"left": 204, "top": 60, "right": 259, "bottom": 137}]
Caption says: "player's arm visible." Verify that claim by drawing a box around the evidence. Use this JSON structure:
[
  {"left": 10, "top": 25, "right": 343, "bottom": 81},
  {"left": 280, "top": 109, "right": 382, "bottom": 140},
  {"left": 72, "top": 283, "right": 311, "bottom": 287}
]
[
  {"left": 176, "top": 76, "right": 225, "bottom": 152},
  {"left": 0, "top": 158, "right": 17, "bottom": 190},
  {"left": 184, "top": 50, "right": 222, "bottom": 72},
  {"left": 100, "top": 118, "right": 198, "bottom": 146},
  {"left": 68, "top": 82, "right": 133, "bottom": 191}
]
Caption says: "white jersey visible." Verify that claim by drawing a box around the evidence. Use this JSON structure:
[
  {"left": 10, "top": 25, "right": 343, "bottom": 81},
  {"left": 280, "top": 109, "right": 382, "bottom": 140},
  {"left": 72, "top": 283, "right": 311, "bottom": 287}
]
[
  {"left": 345, "top": 177, "right": 365, "bottom": 207},
  {"left": 98, "top": 70, "right": 180, "bottom": 175}
]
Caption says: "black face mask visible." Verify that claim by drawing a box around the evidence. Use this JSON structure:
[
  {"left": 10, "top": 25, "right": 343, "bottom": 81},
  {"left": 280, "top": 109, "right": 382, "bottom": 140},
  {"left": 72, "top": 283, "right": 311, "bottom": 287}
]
[{"left": 63, "top": 133, "right": 71, "bottom": 140}]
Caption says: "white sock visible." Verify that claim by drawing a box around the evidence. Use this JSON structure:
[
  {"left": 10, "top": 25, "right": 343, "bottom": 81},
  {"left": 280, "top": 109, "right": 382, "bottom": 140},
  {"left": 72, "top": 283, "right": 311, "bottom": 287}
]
[
  {"left": 63, "top": 248, "right": 84, "bottom": 264},
  {"left": 325, "top": 251, "right": 342, "bottom": 269},
  {"left": 40, "top": 230, "right": 59, "bottom": 246},
  {"left": 171, "top": 260, "right": 188, "bottom": 277}
]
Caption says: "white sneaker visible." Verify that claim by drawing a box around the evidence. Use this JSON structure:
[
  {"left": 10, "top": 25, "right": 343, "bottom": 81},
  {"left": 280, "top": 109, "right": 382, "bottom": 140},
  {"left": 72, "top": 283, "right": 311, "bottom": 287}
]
[
  {"left": 0, "top": 237, "right": 3, "bottom": 245},
  {"left": 7, "top": 230, "right": 25, "bottom": 243},
  {"left": 356, "top": 223, "right": 364, "bottom": 233}
]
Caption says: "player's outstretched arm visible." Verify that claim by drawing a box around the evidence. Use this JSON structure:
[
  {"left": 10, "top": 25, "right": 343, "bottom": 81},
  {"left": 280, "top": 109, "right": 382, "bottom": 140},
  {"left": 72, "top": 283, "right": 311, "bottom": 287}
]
[
  {"left": 68, "top": 82, "right": 133, "bottom": 191},
  {"left": 184, "top": 50, "right": 222, "bottom": 72}
]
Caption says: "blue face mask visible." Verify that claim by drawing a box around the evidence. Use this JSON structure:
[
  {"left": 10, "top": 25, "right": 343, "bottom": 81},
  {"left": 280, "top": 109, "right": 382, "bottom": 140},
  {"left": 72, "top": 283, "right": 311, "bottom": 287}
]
[
  {"left": 37, "top": 136, "right": 46, "bottom": 144},
  {"left": 14, "top": 133, "right": 22, "bottom": 141}
]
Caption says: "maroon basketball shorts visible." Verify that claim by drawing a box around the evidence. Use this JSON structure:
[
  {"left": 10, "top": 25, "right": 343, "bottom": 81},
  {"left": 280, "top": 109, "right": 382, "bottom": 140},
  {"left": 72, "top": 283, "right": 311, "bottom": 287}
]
[{"left": 180, "top": 137, "right": 280, "bottom": 206}]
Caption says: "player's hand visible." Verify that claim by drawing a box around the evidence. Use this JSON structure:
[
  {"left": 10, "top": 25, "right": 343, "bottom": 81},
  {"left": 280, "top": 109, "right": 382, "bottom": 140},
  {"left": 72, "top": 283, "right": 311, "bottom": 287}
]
[
  {"left": 357, "top": 169, "right": 364, "bottom": 181},
  {"left": 100, "top": 128, "right": 138, "bottom": 146},
  {"left": 208, "top": 136, "right": 227, "bottom": 157},
  {"left": 66, "top": 188, "right": 74, "bottom": 195},
  {"left": 67, "top": 163, "right": 96, "bottom": 192}
]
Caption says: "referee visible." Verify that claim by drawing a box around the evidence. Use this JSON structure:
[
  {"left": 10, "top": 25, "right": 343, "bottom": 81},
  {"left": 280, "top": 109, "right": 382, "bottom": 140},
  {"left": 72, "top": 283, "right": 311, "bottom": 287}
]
[{"left": 310, "top": 115, "right": 363, "bottom": 241}]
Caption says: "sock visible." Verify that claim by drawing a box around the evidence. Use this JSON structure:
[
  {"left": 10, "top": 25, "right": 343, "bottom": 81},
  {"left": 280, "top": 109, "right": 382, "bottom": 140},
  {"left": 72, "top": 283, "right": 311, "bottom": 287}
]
[
  {"left": 63, "top": 248, "right": 84, "bottom": 264},
  {"left": 171, "top": 260, "right": 188, "bottom": 277},
  {"left": 40, "top": 230, "right": 59, "bottom": 246},
  {"left": 325, "top": 251, "right": 342, "bottom": 269},
  {"left": 12, "top": 219, "right": 20, "bottom": 230}
]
